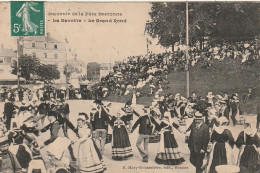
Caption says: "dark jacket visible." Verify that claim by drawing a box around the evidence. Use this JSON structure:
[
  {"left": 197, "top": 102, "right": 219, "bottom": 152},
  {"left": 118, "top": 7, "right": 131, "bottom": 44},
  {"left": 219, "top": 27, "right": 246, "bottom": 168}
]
[
  {"left": 92, "top": 107, "right": 110, "bottom": 130},
  {"left": 41, "top": 121, "right": 61, "bottom": 146},
  {"left": 188, "top": 122, "right": 210, "bottom": 153},
  {"left": 4, "top": 102, "right": 16, "bottom": 117},
  {"left": 220, "top": 106, "right": 230, "bottom": 120},
  {"left": 132, "top": 115, "right": 159, "bottom": 135}
]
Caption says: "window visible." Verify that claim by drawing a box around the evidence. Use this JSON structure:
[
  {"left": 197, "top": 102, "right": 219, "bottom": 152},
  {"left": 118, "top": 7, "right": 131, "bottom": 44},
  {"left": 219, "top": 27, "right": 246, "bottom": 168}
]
[
  {"left": 44, "top": 44, "right": 47, "bottom": 48},
  {"left": 32, "top": 52, "right": 36, "bottom": 58},
  {"left": 0, "top": 58, "right": 3, "bottom": 64},
  {"left": 54, "top": 44, "right": 58, "bottom": 49},
  {"left": 44, "top": 53, "right": 48, "bottom": 58},
  {"left": 54, "top": 54, "right": 58, "bottom": 59},
  {"left": 32, "top": 43, "right": 35, "bottom": 47},
  {"left": 0, "top": 69, "right": 3, "bottom": 73}
]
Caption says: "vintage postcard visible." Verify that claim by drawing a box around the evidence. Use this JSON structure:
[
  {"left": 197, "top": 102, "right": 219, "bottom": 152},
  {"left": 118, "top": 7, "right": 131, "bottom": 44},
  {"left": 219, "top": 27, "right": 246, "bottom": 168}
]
[{"left": 0, "top": 1, "right": 259, "bottom": 173}]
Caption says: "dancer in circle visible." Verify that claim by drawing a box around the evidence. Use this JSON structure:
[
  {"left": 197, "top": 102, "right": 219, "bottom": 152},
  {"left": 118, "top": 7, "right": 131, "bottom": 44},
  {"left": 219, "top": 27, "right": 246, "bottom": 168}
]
[
  {"left": 186, "top": 112, "right": 210, "bottom": 173},
  {"left": 205, "top": 116, "right": 235, "bottom": 173},
  {"left": 236, "top": 119, "right": 260, "bottom": 173},
  {"left": 110, "top": 110, "right": 133, "bottom": 160},
  {"left": 76, "top": 114, "right": 106, "bottom": 173},
  {"left": 155, "top": 112, "right": 185, "bottom": 165}
]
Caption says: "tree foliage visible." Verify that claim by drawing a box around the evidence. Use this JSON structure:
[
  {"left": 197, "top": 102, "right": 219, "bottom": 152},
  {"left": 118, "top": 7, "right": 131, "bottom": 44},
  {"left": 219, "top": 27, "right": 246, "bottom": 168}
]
[
  {"left": 11, "top": 55, "right": 40, "bottom": 81},
  {"left": 146, "top": 2, "right": 260, "bottom": 50},
  {"left": 36, "top": 64, "right": 60, "bottom": 82},
  {"left": 146, "top": 3, "right": 186, "bottom": 51},
  {"left": 11, "top": 54, "right": 60, "bottom": 83},
  {"left": 64, "top": 64, "right": 82, "bottom": 83}
]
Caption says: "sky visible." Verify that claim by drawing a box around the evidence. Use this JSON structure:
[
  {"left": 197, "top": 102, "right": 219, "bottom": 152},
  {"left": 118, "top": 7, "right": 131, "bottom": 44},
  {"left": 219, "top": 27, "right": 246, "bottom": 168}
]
[{"left": 0, "top": 2, "right": 168, "bottom": 64}]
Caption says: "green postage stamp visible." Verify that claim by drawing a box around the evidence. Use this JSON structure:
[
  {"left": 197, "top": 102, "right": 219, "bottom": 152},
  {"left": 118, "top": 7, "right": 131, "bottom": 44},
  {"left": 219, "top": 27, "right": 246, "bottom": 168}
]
[{"left": 11, "top": 1, "right": 45, "bottom": 36}]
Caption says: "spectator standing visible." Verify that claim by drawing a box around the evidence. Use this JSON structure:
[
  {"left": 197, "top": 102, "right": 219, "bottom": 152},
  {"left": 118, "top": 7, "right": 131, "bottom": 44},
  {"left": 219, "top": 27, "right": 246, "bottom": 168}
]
[{"left": 186, "top": 112, "right": 210, "bottom": 173}]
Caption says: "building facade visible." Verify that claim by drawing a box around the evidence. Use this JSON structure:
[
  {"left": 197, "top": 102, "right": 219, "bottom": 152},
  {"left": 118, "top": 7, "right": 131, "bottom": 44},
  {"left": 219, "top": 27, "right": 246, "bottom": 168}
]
[
  {"left": 18, "top": 33, "right": 67, "bottom": 83},
  {"left": 0, "top": 45, "right": 16, "bottom": 74},
  {"left": 0, "top": 45, "right": 26, "bottom": 84},
  {"left": 100, "top": 63, "right": 114, "bottom": 79}
]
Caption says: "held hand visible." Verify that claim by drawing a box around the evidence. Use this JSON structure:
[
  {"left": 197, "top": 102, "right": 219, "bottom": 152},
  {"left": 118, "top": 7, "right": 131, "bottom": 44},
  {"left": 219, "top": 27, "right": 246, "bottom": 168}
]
[{"left": 200, "top": 149, "right": 206, "bottom": 154}]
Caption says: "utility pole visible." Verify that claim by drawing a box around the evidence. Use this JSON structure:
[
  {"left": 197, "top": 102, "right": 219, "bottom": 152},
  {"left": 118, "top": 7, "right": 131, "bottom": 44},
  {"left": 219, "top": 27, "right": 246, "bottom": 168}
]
[
  {"left": 16, "top": 38, "right": 20, "bottom": 87},
  {"left": 186, "top": 1, "right": 190, "bottom": 98},
  {"left": 16, "top": 50, "right": 19, "bottom": 86}
]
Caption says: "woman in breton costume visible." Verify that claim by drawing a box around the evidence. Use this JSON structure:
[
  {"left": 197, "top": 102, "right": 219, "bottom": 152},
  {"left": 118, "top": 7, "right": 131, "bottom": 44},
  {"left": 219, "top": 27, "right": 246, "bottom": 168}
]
[
  {"left": 236, "top": 119, "right": 260, "bottom": 173},
  {"left": 15, "top": 100, "right": 34, "bottom": 129},
  {"left": 0, "top": 128, "right": 35, "bottom": 173},
  {"left": 155, "top": 111, "right": 185, "bottom": 165},
  {"left": 75, "top": 114, "right": 106, "bottom": 173},
  {"left": 110, "top": 110, "right": 133, "bottom": 160},
  {"left": 205, "top": 116, "right": 235, "bottom": 173}
]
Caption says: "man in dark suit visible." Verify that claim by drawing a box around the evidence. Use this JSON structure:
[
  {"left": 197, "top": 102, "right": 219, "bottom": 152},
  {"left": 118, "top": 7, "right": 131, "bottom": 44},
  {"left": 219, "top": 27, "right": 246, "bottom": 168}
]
[
  {"left": 230, "top": 93, "right": 239, "bottom": 126},
  {"left": 186, "top": 112, "right": 210, "bottom": 173},
  {"left": 257, "top": 99, "right": 260, "bottom": 132},
  {"left": 3, "top": 98, "right": 16, "bottom": 130},
  {"left": 92, "top": 99, "right": 111, "bottom": 154}
]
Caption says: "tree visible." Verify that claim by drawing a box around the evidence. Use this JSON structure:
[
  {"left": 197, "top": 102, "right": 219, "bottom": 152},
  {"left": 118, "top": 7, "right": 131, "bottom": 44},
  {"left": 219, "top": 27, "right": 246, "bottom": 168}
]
[
  {"left": 36, "top": 64, "right": 60, "bottom": 83},
  {"left": 208, "top": 3, "right": 260, "bottom": 42},
  {"left": 146, "top": 2, "right": 186, "bottom": 52},
  {"left": 147, "top": 2, "right": 260, "bottom": 50},
  {"left": 64, "top": 64, "right": 81, "bottom": 83},
  {"left": 11, "top": 54, "right": 40, "bottom": 82}
]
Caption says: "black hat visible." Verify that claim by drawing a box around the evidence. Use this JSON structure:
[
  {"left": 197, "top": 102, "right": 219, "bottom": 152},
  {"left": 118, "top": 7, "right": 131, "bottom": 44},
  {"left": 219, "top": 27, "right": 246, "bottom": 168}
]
[{"left": 78, "top": 112, "right": 89, "bottom": 120}]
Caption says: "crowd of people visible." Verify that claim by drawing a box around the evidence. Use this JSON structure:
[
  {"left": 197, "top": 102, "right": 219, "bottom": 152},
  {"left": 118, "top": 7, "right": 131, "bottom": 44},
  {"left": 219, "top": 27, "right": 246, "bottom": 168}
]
[
  {"left": 0, "top": 84, "right": 97, "bottom": 103},
  {"left": 98, "top": 38, "right": 259, "bottom": 99},
  {"left": 100, "top": 52, "right": 171, "bottom": 98},
  {"left": 0, "top": 84, "right": 259, "bottom": 173},
  {"left": 0, "top": 38, "right": 259, "bottom": 173}
]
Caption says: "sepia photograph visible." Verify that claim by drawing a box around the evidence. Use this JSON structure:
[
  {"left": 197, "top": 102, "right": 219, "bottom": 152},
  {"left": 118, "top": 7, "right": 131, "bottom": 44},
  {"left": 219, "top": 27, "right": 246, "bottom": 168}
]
[{"left": 0, "top": 1, "right": 260, "bottom": 173}]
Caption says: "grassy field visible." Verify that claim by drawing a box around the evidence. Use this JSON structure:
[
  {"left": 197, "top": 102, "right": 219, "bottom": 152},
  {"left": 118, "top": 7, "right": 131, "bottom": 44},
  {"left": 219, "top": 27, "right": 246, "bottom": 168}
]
[{"left": 104, "top": 58, "right": 260, "bottom": 114}]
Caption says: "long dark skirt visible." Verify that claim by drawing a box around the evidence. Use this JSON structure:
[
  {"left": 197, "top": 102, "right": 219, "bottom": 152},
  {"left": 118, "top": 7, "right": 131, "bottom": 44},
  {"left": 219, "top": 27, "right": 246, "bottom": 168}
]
[
  {"left": 112, "top": 126, "right": 133, "bottom": 160},
  {"left": 155, "top": 131, "right": 185, "bottom": 165},
  {"left": 209, "top": 143, "right": 228, "bottom": 172},
  {"left": 239, "top": 145, "right": 259, "bottom": 173},
  {"left": 9, "top": 144, "right": 32, "bottom": 169}
]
